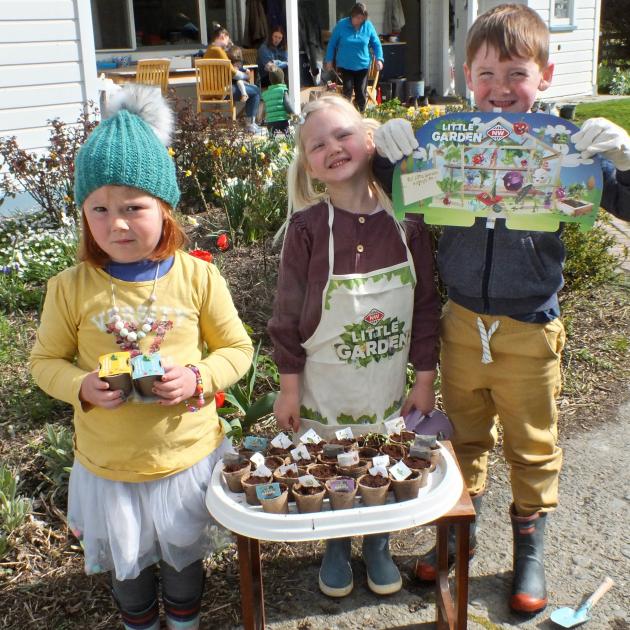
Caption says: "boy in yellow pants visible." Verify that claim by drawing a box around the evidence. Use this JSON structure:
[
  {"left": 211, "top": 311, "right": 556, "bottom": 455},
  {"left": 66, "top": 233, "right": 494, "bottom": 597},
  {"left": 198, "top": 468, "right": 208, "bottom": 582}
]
[{"left": 374, "top": 3, "right": 630, "bottom": 615}]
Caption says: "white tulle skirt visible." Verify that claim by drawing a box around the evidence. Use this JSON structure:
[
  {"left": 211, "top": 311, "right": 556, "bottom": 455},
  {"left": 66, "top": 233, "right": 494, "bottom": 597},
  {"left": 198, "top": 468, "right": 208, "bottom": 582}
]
[{"left": 68, "top": 440, "right": 233, "bottom": 581}]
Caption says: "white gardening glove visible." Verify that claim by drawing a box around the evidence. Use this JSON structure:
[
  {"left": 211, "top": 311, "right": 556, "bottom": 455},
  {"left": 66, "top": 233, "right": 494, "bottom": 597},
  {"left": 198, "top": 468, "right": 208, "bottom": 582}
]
[
  {"left": 374, "top": 118, "right": 419, "bottom": 163},
  {"left": 572, "top": 117, "right": 630, "bottom": 172}
]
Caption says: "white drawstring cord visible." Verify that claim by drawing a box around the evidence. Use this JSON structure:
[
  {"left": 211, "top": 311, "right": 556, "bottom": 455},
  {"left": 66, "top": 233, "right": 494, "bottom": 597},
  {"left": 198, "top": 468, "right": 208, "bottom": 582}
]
[{"left": 477, "top": 317, "right": 500, "bottom": 364}]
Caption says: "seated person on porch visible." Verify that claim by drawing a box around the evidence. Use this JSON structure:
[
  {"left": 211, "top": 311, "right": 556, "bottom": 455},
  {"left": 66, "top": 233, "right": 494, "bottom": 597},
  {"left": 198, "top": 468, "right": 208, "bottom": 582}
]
[
  {"left": 226, "top": 42, "right": 250, "bottom": 102},
  {"left": 204, "top": 24, "right": 262, "bottom": 133},
  {"left": 257, "top": 25, "right": 288, "bottom": 88}
]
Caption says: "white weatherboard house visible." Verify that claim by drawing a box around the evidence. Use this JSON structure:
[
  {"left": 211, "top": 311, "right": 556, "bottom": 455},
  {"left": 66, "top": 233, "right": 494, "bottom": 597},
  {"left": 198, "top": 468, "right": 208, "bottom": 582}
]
[{"left": 1, "top": 0, "right": 602, "bottom": 158}]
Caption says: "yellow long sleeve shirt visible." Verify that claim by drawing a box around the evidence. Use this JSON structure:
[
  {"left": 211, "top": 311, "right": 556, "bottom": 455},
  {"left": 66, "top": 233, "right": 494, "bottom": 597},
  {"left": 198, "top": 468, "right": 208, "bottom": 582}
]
[{"left": 30, "top": 251, "right": 253, "bottom": 482}]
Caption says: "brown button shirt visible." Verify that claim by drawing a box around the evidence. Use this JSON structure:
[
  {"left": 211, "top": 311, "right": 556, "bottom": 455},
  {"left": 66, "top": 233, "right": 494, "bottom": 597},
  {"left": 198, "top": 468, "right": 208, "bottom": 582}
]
[{"left": 268, "top": 202, "right": 440, "bottom": 373}]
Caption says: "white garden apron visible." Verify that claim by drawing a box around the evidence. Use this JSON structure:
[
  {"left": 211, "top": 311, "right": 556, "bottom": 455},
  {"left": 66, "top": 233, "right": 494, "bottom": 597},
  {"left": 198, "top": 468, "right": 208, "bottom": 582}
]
[{"left": 298, "top": 201, "right": 417, "bottom": 440}]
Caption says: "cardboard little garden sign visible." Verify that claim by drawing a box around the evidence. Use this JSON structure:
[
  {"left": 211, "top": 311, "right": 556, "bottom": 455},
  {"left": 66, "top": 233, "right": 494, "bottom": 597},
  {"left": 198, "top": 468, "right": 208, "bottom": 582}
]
[{"left": 392, "top": 112, "right": 603, "bottom": 232}]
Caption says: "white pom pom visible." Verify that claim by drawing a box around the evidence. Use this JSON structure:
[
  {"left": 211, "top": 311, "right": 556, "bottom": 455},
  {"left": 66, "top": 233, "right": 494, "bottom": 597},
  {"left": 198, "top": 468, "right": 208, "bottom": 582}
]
[{"left": 106, "top": 84, "right": 174, "bottom": 146}]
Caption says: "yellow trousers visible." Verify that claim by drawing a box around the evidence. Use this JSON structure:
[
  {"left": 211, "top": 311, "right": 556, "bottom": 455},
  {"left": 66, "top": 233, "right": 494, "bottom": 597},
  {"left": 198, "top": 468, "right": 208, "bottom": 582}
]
[{"left": 440, "top": 300, "right": 565, "bottom": 515}]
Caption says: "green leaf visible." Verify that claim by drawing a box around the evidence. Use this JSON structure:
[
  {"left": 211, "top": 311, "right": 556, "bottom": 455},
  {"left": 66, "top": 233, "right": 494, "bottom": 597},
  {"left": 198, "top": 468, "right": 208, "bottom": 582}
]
[{"left": 243, "top": 391, "right": 278, "bottom": 429}]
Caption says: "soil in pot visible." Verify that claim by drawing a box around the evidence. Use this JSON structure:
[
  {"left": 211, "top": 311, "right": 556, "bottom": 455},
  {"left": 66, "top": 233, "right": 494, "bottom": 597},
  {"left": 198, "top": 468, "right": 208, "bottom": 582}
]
[
  {"left": 389, "top": 431, "right": 416, "bottom": 445},
  {"left": 358, "top": 446, "right": 379, "bottom": 460},
  {"left": 358, "top": 473, "right": 391, "bottom": 506},
  {"left": 357, "top": 433, "right": 387, "bottom": 449},
  {"left": 336, "top": 459, "right": 369, "bottom": 479},
  {"left": 268, "top": 446, "right": 293, "bottom": 457},
  {"left": 241, "top": 473, "right": 274, "bottom": 506},
  {"left": 258, "top": 482, "right": 290, "bottom": 514},
  {"left": 292, "top": 483, "right": 326, "bottom": 513},
  {"left": 273, "top": 466, "right": 307, "bottom": 488},
  {"left": 402, "top": 455, "right": 432, "bottom": 471},
  {"left": 307, "top": 463, "right": 337, "bottom": 483},
  {"left": 380, "top": 443, "right": 407, "bottom": 461},
  {"left": 389, "top": 469, "right": 426, "bottom": 501},
  {"left": 328, "top": 437, "right": 357, "bottom": 450},
  {"left": 303, "top": 441, "right": 326, "bottom": 456},
  {"left": 238, "top": 448, "right": 256, "bottom": 461},
  {"left": 222, "top": 459, "right": 251, "bottom": 493},
  {"left": 325, "top": 477, "right": 357, "bottom": 510},
  {"left": 263, "top": 456, "right": 287, "bottom": 471}
]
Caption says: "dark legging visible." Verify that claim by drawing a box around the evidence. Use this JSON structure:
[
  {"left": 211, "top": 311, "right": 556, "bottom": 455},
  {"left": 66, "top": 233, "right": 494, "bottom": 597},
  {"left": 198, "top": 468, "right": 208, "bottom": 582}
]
[
  {"left": 111, "top": 559, "right": 204, "bottom": 625},
  {"left": 339, "top": 67, "right": 369, "bottom": 112}
]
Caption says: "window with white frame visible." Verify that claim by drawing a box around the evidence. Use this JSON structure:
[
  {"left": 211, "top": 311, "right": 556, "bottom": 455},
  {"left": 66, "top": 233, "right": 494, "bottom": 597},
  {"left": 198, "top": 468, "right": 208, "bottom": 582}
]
[
  {"left": 91, "top": 0, "right": 225, "bottom": 50},
  {"left": 549, "top": 0, "right": 576, "bottom": 30}
]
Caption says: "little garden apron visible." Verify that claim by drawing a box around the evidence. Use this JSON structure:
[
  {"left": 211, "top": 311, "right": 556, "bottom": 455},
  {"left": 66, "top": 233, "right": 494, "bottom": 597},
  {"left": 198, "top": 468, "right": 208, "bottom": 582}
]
[{"left": 298, "top": 201, "right": 417, "bottom": 440}]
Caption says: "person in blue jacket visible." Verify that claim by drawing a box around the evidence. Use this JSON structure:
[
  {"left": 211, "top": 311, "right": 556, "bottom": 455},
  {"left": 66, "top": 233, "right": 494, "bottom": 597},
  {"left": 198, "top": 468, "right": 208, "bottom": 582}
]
[
  {"left": 257, "top": 25, "right": 289, "bottom": 87},
  {"left": 325, "top": 2, "right": 383, "bottom": 112}
]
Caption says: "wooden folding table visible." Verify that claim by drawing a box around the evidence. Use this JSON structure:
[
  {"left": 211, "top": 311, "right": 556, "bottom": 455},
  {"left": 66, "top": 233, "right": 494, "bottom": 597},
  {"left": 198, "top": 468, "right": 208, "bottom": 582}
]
[{"left": 206, "top": 441, "right": 475, "bottom": 629}]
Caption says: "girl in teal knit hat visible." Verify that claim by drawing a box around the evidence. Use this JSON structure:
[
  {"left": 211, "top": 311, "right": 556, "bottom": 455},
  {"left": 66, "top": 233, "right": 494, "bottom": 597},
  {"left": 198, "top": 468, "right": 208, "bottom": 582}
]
[{"left": 30, "top": 85, "right": 253, "bottom": 630}]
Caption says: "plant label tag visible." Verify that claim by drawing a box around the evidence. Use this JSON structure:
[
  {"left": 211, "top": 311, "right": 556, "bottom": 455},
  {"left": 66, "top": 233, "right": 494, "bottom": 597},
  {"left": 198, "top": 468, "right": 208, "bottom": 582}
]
[
  {"left": 337, "top": 451, "right": 360, "bottom": 467},
  {"left": 409, "top": 445, "right": 432, "bottom": 460},
  {"left": 413, "top": 434, "right": 437, "bottom": 448},
  {"left": 278, "top": 463, "right": 298, "bottom": 475},
  {"left": 329, "top": 478, "right": 355, "bottom": 493},
  {"left": 335, "top": 427, "right": 354, "bottom": 440},
  {"left": 372, "top": 454, "right": 390, "bottom": 468},
  {"left": 384, "top": 416, "right": 406, "bottom": 435},
  {"left": 300, "top": 428, "right": 323, "bottom": 444},
  {"left": 250, "top": 452, "right": 266, "bottom": 468},
  {"left": 369, "top": 466, "right": 388, "bottom": 477},
  {"left": 390, "top": 461, "right": 413, "bottom": 480},
  {"left": 252, "top": 464, "right": 272, "bottom": 478},
  {"left": 256, "top": 482, "right": 282, "bottom": 500},
  {"left": 323, "top": 443, "right": 345, "bottom": 458},
  {"left": 271, "top": 432, "right": 292, "bottom": 449},
  {"left": 291, "top": 444, "right": 311, "bottom": 461},
  {"left": 298, "top": 474, "right": 321, "bottom": 487},
  {"left": 243, "top": 435, "right": 268, "bottom": 452},
  {"left": 223, "top": 452, "right": 242, "bottom": 466}
]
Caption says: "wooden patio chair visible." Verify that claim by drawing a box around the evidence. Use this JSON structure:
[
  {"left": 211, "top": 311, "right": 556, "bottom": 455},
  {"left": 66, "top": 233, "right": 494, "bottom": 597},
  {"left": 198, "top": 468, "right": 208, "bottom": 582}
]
[
  {"left": 194, "top": 59, "right": 236, "bottom": 120},
  {"left": 366, "top": 56, "right": 380, "bottom": 106},
  {"left": 242, "top": 48, "right": 258, "bottom": 65},
  {"left": 136, "top": 59, "right": 170, "bottom": 96}
]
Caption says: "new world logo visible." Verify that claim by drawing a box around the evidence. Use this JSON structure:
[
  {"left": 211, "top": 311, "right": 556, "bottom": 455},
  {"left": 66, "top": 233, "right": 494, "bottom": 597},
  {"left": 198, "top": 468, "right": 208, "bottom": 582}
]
[{"left": 486, "top": 124, "right": 510, "bottom": 141}]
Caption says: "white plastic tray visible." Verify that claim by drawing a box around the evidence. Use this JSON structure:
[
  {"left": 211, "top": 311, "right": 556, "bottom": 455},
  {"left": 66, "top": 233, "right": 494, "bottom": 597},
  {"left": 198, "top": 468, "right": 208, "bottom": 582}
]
[{"left": 206, "top": 443, "right": 463, "bottom": 542}]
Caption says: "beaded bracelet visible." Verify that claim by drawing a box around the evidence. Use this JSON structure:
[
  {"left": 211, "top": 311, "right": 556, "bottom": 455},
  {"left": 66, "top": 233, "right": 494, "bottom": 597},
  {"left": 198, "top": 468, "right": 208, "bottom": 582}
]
[{"left": 185, "top": 364, "right": 205, "bottom": 412}]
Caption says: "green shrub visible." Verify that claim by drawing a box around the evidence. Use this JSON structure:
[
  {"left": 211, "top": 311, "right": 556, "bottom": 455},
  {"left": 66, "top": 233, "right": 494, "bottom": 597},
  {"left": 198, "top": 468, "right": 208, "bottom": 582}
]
[
  {"left": 0, "top": 465, "right": 31, "bottom": 558},
  {"left": 0, "top": 211, "right": 77, "bottom": 314},
  {"left": 562, "top": 213, "right": 622, "bottom": 294},
  {"left": 40, "top": 423, "right": 74, "bottom": 497},
  {"left": 597, "top": 64, "right": 616, "bottom": 93},
  {"left": 609, "top": 68, "right": 630, "bottom": 95},
  {"left": 0, "top": 107, "right": 98, "bottom": 225}
]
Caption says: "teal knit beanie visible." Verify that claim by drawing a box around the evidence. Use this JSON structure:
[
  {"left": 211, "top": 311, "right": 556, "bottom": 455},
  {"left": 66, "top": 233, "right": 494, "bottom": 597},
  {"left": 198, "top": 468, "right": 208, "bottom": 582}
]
[{"left": 74, "top": 85, "right": 180, "bottom": 209}]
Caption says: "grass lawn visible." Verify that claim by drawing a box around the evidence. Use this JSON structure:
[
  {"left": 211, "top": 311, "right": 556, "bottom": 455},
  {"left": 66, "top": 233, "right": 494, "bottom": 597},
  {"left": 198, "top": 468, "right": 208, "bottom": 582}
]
[{"left": 574, "top": 97, "right": 630, "bottom": 131}]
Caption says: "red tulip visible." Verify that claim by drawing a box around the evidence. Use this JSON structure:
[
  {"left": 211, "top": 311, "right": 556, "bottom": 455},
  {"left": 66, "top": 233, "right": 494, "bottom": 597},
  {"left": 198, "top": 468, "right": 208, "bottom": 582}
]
[
  {"left": 189, "top": 249, "right": 213, "bottom": 263},
  {"left": 215, "top": 391, "right": 225, "bottom": 408},
  {"left": 216, "top": 233, "right": 229, "bottom": 251}
]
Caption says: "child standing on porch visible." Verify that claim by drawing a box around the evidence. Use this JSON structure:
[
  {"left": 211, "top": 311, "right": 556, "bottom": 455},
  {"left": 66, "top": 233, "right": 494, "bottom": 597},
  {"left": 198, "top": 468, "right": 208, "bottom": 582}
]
[
  {"left": 29, "top": 85, "right": 253, "bottom": 630},
  {"left": 373, "top": 3, "right": 630, "bottom": 615},
  {"left": 268, "top": 94, "right": 440, "bottom": 597}
]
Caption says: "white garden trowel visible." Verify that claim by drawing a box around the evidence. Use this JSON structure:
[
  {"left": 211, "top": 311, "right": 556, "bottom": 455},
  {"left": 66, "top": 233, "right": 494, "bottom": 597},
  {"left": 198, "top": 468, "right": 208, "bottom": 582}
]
[{"left": 550, "top": 576, "right": 614, "bottom": 627}]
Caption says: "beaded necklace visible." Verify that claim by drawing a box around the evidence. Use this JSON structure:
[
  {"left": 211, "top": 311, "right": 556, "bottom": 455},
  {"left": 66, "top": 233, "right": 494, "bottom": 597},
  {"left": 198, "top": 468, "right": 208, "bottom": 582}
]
[{"left": 105, "top": 263, "right": 173, "bottom": 358}]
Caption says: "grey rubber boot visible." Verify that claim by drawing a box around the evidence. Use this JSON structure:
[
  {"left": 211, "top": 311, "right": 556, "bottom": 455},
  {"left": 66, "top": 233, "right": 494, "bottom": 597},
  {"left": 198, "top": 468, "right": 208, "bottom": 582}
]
[
  {"left": 509, "top": 504, "right": 548, "bottom": 614},
  {"left": 319, "top": 537, "right": 353, "bottom": 597},
  {"left": 414, "top": 492, "right": 483, "bottom": 582},
  {"left": 362, "top": 533, "right": 402, "bottom": 595}
]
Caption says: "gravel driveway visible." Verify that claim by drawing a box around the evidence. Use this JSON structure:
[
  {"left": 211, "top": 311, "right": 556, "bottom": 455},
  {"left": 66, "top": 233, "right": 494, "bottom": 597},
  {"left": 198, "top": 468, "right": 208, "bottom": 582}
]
[{"left": 256, "top": 394, "right": 630, "bottom": 630}]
